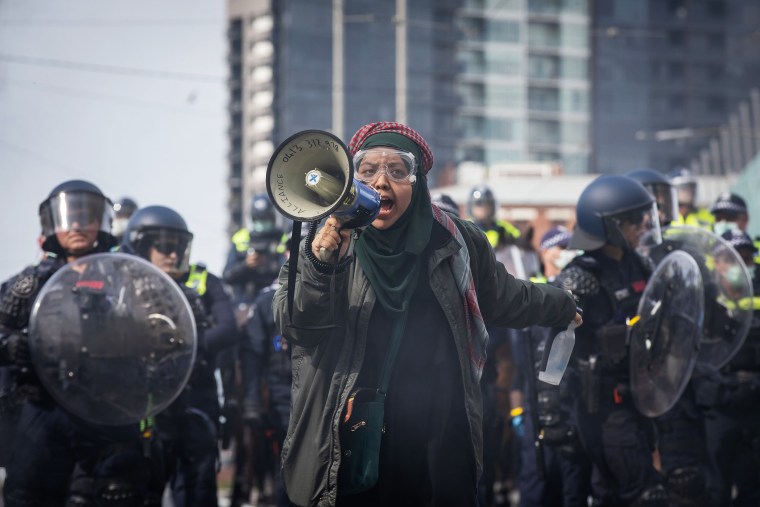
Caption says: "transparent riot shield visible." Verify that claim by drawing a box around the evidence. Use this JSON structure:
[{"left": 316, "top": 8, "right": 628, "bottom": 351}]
[
  {"left": 629, "top": 250, "right": 704, "bottom": 417},
  {"left": 497, "top": 245, "right": 542, "bottom": 281},
  {"left": 640, "top": 226, "right": 753, "bottom": 368},
  {"left": 28, "top": 253, "right": 196, "bottom": 425}
]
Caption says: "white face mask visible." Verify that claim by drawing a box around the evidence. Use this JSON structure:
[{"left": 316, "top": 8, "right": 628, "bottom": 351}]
[
  {"left": 553, "top": 249, "right": 580, "bottom": 270},
  {"left": 714, "top": 221, "right": 739, "bottom": 236}
]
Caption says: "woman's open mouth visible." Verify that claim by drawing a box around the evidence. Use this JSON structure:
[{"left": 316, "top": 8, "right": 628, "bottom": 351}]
[{"left": 378, "top": 198, "right": 394, "bottom": 217}]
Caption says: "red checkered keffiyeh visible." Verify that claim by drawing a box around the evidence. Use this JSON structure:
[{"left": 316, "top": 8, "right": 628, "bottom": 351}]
[
  {"left": 433, "top": 203, "right": 489, "bottom": 382},
  {"left": 348, "top": 121, "right": 435, "bottom": 175}
]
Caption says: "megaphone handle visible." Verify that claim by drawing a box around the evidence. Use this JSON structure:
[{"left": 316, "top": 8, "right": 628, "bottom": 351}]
[{"left": 318, "top": 223, "right": 346, "bottom": 263}]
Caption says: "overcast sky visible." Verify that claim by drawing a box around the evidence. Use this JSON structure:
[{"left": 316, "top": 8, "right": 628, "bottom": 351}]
[{"left": 0, "top": 0, "right": 230, "bottom": 281}]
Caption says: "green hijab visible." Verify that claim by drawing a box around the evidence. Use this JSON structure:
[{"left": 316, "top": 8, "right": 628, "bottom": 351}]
[{"left": 354, "top": 133, "right": 433, "bottom": 317}]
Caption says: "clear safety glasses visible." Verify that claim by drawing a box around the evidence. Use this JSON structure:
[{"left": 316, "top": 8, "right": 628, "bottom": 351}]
[{"left": 353, "top": 147, "right": 417, "bottom": 184}]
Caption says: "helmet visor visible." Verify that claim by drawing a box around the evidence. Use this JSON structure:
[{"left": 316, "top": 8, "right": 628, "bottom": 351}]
[
  {"left": 675, "top": 182, "right": 696, "bottom": 206},
  {"left": 40, "top": 191, "right": 112, "bottom": 237},
  {"left": 645, "top": 182, "right": 679, "bottom": 226},
  {"left": 603, "top": 202, "right": 662, "bottom": 250},
  {"left": 353, "top": 147, "right": 417, "bottom": 184},
  {"left": 140, "top": 229, "right": 193, "bottom": 275}
]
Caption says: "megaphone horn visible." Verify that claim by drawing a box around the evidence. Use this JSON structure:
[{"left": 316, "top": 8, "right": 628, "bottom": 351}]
[{"left": 266, "top": 130, "right": 380, "bottom": 229}]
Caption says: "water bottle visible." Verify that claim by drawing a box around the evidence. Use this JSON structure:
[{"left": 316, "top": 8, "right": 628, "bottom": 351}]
[{"left": 538, "top": 321, "right": 578, "bottom": 385}]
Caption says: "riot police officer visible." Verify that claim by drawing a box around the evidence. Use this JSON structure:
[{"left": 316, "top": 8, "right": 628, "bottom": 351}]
[
  {"left": 111, "top": 196, "right": 139, "bottom": 243},
  {"left": 240, "top": 275, "right": 292, "bottom": 507},
  {"left": 626, "top": 168, "right": 709, "bottom": 506},
  {"left": 0, "top": 180, "right": 157, "bottom": 506},
  {"left": 467, "top": 184, "right": 521, "bottom": 250},
  {"left": 557, "top": 175, "right": 668, "bottom": 506},
  {"left": 121, "top": 205, "right": 238, "bottom": 507},
  {"left": 701, "top": 229, "right": 760, "bottom": 505},
  {"left": 711, "top": 192, "right": 750, "bottom": 236},
  {"left": 668, "top": 168, "right": 714, "bottom": 230},
  {"left": 223, "top": 193, "right": 285, "bottom": 304},
  {"left": 510, "top": 227, "right": 591, "bottom": 506}
]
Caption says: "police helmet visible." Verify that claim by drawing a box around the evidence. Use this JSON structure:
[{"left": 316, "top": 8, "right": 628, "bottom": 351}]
[
  {"left": 38, "top": 179, "right": 116, "bottom": 256},
  {"left": 569, "top": 175, "right": 662, "bottom": 251},
  {"left": 250, "top": 194, "right": 276, "bottom": 233},
  {"left": 710, "top": 193, "right": 748, "bottom": 217},
  {"left": 468, "top": 184, "right": 496, "bottom": 225},
  {"left": 113, "top": 197, "right": 139, "bottom": 218},
  {"left": 625, "top": 168, "right": 679, "bottom": 226},
  {"left": 667, "top": 167, "right": 698, "bottom": 206},
  {"left": 111, "top": 197, "right": 139, "bottom": 239},
  {"left": 431, "top": 192, "right": 460, "bottom": 217},
  {"left": 122, "top": 205, "right": 194, "bottom": 276}
]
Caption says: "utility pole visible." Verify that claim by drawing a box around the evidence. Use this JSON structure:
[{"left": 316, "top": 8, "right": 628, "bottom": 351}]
[
  {"left": 333, "top": 0, "right": 344, "bottom": 140},
  {"left": 395, "top": 0, "right": 407, "bottom": 124}
]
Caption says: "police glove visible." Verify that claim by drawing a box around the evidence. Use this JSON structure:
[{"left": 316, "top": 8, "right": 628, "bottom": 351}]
[{"left": 0, "top": 330, "right": 31, "bottom": 367}]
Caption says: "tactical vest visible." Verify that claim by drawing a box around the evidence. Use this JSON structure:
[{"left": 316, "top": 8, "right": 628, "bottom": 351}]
[
  {"left": 568, "top": 254, "right": 650, "bottom": 369},
  {"left": 185, "top": 264, "right": 208, "bottom": 296},
  {"left": 671, "top": 208, "right": 714, "bottom": 230},
  {"left": 483, "top": 219, "right": 521, "bottom": 249}
]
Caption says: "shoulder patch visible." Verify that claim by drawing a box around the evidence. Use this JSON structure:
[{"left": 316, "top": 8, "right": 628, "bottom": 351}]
[
  {"left": 10, "top": 274, "right": 37, "bottom": 299},
  {"left": 557, "top": 264, "right": 600, "bottom": 296}
]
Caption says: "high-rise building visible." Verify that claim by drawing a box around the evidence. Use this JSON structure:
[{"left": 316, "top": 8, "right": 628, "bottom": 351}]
[
  {"left": 224, "top": 0, "right": 591, "bottom": 232},
  {"left": 225, "top": 0, "right": 760, "bottom": 233},
  {"left": 456, "top": 0, "right": 591, "bottom": 174},
  {"left": 592, "top": 0, "right": 760, "bottom": 174},
  {"left": 225, "top": 0, "right": 460, "bottom": 233}
]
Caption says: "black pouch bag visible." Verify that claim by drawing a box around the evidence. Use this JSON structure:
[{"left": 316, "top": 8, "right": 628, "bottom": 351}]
[{"left": 337, "top": 388, "right": 386, "bottom": 494}]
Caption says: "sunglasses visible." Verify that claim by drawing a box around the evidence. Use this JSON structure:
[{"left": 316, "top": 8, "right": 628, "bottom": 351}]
[
  {"left": 618, "top": 209, "right": 646, "bottom": 226},
  {"left": 152, "top": 241, "right": 181, "bottom": 256}
]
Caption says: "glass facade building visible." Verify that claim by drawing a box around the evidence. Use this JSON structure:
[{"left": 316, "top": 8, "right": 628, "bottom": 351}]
[{"left": 592, "top": 0, "right": 760, "bottom": 174}]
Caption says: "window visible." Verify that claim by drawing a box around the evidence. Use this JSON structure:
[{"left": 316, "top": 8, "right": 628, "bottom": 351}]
[
  {"left": 668, "top": 30, "right": 685, "bottom": 47},
  {"left": 529, "top": 87, "right": 560, "bottom": 111},
  {"left": 707, "top": 33, "right": 724, "bottom": 51},
  {"left": 707, "top": 96, "right": 725, "bottom": 113},
  {"left": 562, "top": 57, "right": 588, "bottom": 79},
  {"left": 529, "top": 23, "right": 561, "bottom": 48},
  {"left": 669, "top": 62, "right": 685, "bottom": 79},
  {"left": 486, "top": 85, "right": 523, "bottom": 108},
  {"left": 529, "top": 55, "right": 559, "bottom": 79},
  {"left": 706, "top": 1, "right": 726, "bottom": 17},
  {"left": 529, "top": 120, "right": 560, "bottom": 144},
  {"left": 561, "top": 88, "right": 588, "bottom": 113},
  {"left": 561, "top": 24, "right": 588, "bottom": 48}
]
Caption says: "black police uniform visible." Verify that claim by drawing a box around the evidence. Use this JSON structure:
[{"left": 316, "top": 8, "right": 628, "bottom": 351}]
[
  {"left": 240, "top": 282, "right": 292, "bottom": 507},
  {"left": 1, "top": 258, "right": 159, "bottom": 507},
  {"left": 511, "top": 323, "right": 591, "bottom": 507},
  {"left": 165, "top": 266, "right": 237, "bottom": 507},
  {"left": 119, "top": 205, "right": 238, "bottom": 507},
  {"left": 1, "top": 180, "right": 160, "bottom": 507},
  {"left": 700, "top": 269, "right": 760, "bottom": 505},
  {"left": 558, "top": 250, "right": 665, "bottom": 506}
]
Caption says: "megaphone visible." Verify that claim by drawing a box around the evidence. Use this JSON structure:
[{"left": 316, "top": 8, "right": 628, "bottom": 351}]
[{"left": 266, "top": 129, "right": 380, "bottom": 229}]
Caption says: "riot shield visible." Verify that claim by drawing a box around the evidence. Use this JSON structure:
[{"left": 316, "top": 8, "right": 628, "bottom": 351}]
[
  {"left": 640, "top": 226, "right": 753, "bottom": 368},
  {"left": 497, "top": 245, "right": 542, "bottom": 281},
  {"left": 629, "top": 250, "right": 703, "bottom": 417},
  {"left": 29, "top": 253, "right": 196, "bottom": 425}
]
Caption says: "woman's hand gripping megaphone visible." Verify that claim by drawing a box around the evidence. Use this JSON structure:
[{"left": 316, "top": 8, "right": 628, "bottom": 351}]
[{"left": 313, "top": 217, "right": 352, "bottom": 263}]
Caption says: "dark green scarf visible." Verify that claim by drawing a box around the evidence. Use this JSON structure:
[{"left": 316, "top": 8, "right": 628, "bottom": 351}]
[{"left": 354, "top": 133, "right": 433, "bottom": 317}]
